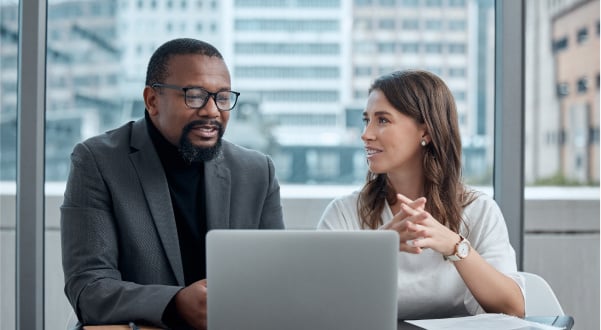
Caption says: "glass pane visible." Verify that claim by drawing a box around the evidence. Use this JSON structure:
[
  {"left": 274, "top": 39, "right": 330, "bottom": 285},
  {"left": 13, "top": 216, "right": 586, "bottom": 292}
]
[
  {"left": 233, "top": 0, "right": 495, "bottom": 187},
  {"left": 44, "top": 0, "right": 497, "bottom": 327},
  {"left": 524, "top": 1, "right": 599, "bottom": 330},
  {"left": 0, "top": 1, "right": 19, "bottom": 329}
]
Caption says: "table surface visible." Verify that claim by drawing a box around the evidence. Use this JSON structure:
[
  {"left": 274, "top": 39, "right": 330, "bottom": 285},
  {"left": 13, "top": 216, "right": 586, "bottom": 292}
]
[{"left": 397, "top": 315, "right": 574, "bottom": 330}]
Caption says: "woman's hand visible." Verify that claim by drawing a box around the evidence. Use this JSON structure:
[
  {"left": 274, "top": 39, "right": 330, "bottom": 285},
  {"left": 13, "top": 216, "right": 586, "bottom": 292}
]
[{"left": 382, "top": 193, "right": 457, "bottom": 256}]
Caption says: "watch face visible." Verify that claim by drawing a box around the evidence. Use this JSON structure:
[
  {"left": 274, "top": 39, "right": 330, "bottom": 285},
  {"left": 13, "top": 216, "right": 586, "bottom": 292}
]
[{"left": 457, "top": 241, "right": 470, "bottom": 258}]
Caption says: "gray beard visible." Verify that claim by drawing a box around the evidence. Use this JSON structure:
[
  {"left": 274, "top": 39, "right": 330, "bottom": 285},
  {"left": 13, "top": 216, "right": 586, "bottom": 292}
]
[{"left": 178, "top": 120, "right": 224, "bottom": 163}]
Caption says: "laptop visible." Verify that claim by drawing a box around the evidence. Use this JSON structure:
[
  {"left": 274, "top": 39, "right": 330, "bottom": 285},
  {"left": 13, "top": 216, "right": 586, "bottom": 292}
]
[{"left": 206, "top": 230, "right": 399, "bottom": 330}]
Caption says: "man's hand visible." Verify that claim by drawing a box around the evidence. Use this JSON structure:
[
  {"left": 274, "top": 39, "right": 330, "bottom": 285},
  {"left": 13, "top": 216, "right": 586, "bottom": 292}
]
[{"left": 174, "top": 279, "right": 207, "bottom": 330}]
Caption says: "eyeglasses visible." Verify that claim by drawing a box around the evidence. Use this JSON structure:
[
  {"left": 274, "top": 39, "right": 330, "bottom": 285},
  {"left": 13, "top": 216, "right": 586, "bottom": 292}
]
[{"left": 151, "top": 83, "right": 240, "bottom": 111}]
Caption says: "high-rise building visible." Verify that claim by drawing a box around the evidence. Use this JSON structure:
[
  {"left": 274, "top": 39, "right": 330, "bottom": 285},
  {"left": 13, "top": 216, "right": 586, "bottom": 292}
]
[
  {"left": 552, "top": 0, "right": 599, "bottom": 184},
  {"left": 350, "top": 0, "right": 494, "bottom": 183},
  {"left": 525, "top": 0, "right": 599, "bottom": 185},
  {"left": 230, "top": 0, "right": 355, "bottom": 183}
]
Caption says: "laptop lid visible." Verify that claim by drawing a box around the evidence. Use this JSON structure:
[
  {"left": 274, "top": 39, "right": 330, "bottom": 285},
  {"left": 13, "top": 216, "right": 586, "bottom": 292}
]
[{"left": 206, "top": 230, "right": 399, "bottom": 330}]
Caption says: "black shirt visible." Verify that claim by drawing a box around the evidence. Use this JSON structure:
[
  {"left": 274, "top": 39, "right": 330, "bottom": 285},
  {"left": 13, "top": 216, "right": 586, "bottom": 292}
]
[{"left": 145, "top": 113, "right": 208, "bottom": 284}]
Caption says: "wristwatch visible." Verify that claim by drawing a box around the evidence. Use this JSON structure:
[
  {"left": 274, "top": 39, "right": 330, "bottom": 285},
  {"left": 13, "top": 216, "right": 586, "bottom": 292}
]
[{"left": 444, "top": 235, "right": 471, "bottom": 261}]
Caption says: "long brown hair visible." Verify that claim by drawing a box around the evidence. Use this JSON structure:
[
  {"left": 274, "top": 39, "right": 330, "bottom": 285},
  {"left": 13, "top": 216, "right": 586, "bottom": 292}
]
[{"left": 357, "top": 70, "right": 476, "bottom": 232}]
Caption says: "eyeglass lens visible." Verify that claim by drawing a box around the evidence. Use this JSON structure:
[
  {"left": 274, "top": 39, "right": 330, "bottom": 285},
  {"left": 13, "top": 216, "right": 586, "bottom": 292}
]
[{"left": 185, "top": 88, "right": 238, "bottom": 111}]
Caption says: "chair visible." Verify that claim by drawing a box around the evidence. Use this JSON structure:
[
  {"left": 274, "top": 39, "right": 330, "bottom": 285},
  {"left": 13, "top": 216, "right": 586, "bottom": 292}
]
[
  {"left": 520, "top": 271, "right": 565, "bottom": 316},
  {"left": 64, "top": 309, "right": 81, "bottom": 330}
]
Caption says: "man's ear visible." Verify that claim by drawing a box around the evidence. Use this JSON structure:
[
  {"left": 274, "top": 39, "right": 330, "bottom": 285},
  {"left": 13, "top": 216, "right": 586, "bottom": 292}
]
[{"left": 143, "top": 86, "right": 158, "bottom": 116}]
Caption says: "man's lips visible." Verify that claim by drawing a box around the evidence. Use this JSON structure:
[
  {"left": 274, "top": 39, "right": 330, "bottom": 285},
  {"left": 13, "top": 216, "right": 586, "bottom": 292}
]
[{"left": 190, "top": 124, "right": 219, "bottom": 139}]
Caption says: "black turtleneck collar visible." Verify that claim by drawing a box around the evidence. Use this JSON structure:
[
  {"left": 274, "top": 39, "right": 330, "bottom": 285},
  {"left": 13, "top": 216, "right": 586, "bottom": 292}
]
[{"left": 145, "top": 111, "right": 203, "bottom": 170}]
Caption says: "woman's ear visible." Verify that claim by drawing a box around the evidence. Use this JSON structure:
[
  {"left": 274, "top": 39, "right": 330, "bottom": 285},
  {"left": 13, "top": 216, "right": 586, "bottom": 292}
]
[
  {"left": 419, "top": 125, "right": 431, "bottom": 144},
  {"left": 143, "top": 86, "right": 158, "bottom": 116}
]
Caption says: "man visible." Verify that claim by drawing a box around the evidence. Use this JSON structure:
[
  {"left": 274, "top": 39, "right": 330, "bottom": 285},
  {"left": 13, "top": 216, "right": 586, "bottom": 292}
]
[{"left": 61, "top": 38, "right": 284, "bottom": 329}]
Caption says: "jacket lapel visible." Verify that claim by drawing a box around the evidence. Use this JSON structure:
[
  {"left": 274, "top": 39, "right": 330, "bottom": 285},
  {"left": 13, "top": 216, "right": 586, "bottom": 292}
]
[
  {"left": 129, "top": 119, "right": 185, "bottom": 286},
  {"left": 205, "top": 145, "right": 231, "bottom": 229}
]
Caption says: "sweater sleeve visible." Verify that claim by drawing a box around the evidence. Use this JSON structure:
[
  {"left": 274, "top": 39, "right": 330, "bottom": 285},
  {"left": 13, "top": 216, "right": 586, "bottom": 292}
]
[
  {"left": 461, "top": 194, "right": 525, "bottom": 315},
  {"left": 317, "top": 192, "right": 362, "bottom": 230}
]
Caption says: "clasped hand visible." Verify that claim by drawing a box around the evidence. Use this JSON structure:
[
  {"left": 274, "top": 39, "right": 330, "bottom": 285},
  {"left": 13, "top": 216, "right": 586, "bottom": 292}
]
[{"left": 379, "top": 193, "right": 458, "bottom": 256}]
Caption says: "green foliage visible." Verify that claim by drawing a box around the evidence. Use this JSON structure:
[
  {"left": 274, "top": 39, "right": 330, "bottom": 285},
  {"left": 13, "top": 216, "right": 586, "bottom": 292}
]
[{"left": 533, "top": 172, "right": 599, "bottom": 186}]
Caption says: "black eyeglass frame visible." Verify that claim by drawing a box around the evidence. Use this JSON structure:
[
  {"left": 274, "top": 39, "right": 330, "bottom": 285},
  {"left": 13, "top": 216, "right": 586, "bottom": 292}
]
[{"left": 151, "top": 83, "right": 240, "bottom": 111}]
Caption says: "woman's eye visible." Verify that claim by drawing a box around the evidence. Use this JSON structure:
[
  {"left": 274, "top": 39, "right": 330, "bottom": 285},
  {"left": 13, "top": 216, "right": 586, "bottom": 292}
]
[
  {"left": 378, "top": 117, "right": 389, "bottom": 124},
  {"left": 362, "top": 118, "right": 369, "bottom": 125}
]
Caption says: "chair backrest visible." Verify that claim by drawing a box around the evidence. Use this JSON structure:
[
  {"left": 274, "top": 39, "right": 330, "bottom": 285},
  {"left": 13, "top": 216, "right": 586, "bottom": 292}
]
[
  {"left": 520, "top": 271, "right": 565, "bottom": 316},
  {"left": 64, "top": 309, "right": 80, "bottom": 330}
]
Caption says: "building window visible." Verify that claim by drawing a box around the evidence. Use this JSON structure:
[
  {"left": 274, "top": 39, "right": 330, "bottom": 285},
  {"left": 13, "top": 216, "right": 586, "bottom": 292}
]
[
  {"left": 448, "top": 67, "right": 466, "bottom": 77},
  {"left": 448, "top": 19, "right": 466, "bottom": 31},
  {"left": 425, "top": 0, "right": 442, "bottom": 7},
  {"left": 448, "top": 43, "right": 466, "bottom": 54},
  {"left": 425, "top": 43, "right": 442, "bottom": 53},
  {"left": 354, "top": 66, "right": 372, "bottom": 76},
  {"left": 552, "top": 36, "right": 568, "bottom": 52},
  {"left": 425, "top": 20, "right": 442, "bottom": 31},
  {"left": 401, "top": 0, "right": 418, "bottom": 7},
  {"left": 577, "top": 77, "right": 588, "bottom": 93},
  {"left": 557, "top": 82, "right": 569, "bottom": 98},
  {"left": 577, "top": 27, "right": 588, "bottom": 44},
  {"left": 400, "top": 42, "right": 419, "bottom": 53},
  {"left": 379, "top": 19, "right": 395, "bottom": 30},
  {"left": 402, "top": 19, "right": 419, "bottom": 30},
  {"left": 378, "top": 42, "right": 396, "bottom": 53},
  {"left": 589, "top": 127, "right": 600, "bottom": 144},
  {"left": 449, "top": 0, "right": 466, "bottom": 7},
  {"left": 355, "top": 0, "right": 374, "bottom": 6},
  {"left": 379, "top": 0, "right": 396, "bottom": 6}
]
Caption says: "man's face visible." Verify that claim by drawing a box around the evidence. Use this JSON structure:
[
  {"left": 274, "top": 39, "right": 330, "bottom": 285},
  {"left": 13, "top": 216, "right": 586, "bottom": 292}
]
[{"left": 144, "top": 54, "right": 232, "bottom": 161}]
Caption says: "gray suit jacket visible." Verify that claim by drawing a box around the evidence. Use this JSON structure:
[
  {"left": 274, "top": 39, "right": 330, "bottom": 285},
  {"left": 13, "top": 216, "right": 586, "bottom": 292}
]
[{"left": 61, "top": 118, "right": 284, "bottom": 327}]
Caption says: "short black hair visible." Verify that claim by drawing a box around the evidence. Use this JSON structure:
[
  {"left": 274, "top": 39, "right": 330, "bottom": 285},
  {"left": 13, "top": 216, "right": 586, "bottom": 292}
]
[{"left": 145, "top": 38, "right": 224, "bottom": 86}]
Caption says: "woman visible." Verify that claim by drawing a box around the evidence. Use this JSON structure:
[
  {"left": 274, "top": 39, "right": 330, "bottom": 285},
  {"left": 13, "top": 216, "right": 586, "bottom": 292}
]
[{"left": 318, "top": 70, "right": 524, "bottom": 319}]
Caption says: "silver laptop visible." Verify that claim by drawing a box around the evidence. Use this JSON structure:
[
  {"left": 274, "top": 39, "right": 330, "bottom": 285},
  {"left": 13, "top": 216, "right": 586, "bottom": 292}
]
[{"left": 206, "top": 230, "right": 399, "bottom": 330}]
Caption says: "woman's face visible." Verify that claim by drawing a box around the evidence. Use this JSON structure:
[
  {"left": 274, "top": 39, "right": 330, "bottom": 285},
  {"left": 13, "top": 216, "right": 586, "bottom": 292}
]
[{"left": 361, "top": 89, "right": 427, "bottom": 175}]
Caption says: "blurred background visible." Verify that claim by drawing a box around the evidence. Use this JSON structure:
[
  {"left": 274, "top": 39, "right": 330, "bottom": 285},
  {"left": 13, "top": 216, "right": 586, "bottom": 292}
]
[{"left": 0, "top": 0, "right": 599, "bottom": 329}]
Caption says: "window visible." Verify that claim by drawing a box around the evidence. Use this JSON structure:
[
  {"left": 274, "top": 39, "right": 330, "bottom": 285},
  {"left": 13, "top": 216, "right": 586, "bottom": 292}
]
[
  {"left": 354, "top": 66, "right": 372, "bottom": 76},
  {"left": 355, "top": 0, "right": 374, "bottom": 6},
  {"left": 425, "top": 42, "right": 442, "bottom": 53},
  {"left": 378, "top": 42, "right": 396, "bottom": 53},
  {"left": 577, "top": 27, "right": 588, "bottom": 43},
  {"left": 400, "top": 42, "right": 419, "bottom": 53},
  {"left": 448, "top": 42, "right": 466, "bottom": 54},
  {"left": 425, "top": 0, "right": 442, "bottom": 7},
  {"left": 449, "top": 0, "right": 466, "bottom": 7},
  {"left": 553, "top": 36, "right": 568, "bottom": 52},
  {"left": 425, "top": 20, "right": 442, "bottom": 30},
  {"left": 401, "top": 0, "right": 419, "bottom": 7},
  {"left": 379, "top": 18, "right": 395, "bottom": 30},
  {"left": 6, "top": 2, "right": 565, "bottom": 329},
  {"left": 379, "top": 0, "right": 396, "bottom": 6},
  {"left": 577, "top": 77, "right": 588, "bottom": 93},
  {"left": 448, "top": 19, "right": 466, "bottom": 31},
  {"left": 448, "top": 67, "right": 466, "bottom": 77},
  {"left": 557, "top": 82, "right": 569, "bottom": 97},
  {"left": 402, "top": 18, "right": 419, "bottom": 30}
]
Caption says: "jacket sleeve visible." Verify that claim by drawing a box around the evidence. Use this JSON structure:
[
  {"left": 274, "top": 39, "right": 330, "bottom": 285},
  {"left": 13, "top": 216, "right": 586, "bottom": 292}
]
[{"left": 61, "top": 142, "right": 180, "bottom": 327}]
